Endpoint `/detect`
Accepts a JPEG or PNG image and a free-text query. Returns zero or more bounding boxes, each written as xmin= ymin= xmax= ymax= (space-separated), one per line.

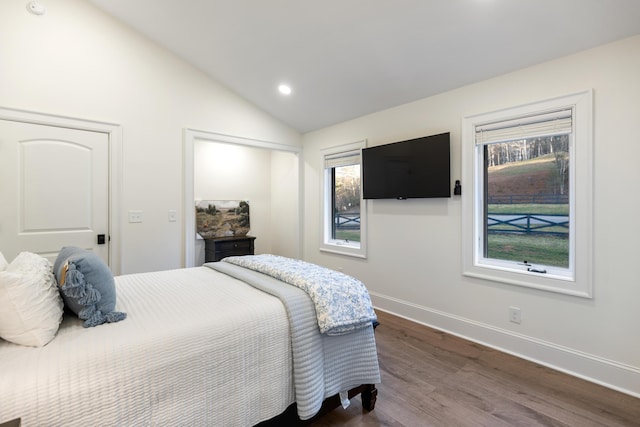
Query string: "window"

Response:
xmin=462 ymin=91 xmax=593 ymax=297
xmin=320 ymin=140 xmax=367 ymax=258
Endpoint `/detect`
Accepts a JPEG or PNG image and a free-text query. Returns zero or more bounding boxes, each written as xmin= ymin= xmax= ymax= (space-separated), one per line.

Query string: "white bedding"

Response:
xmin=0 ymin=267 xmax=295 ymax=426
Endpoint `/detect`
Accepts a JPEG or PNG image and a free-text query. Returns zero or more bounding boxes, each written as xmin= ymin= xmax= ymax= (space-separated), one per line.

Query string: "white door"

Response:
xmin=0 ymin=119 xmax=109 ymax=266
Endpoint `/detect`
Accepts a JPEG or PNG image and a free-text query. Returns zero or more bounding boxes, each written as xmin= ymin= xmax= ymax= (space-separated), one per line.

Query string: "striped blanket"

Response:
xmin=206 ymin=259 xmax=380 ymax=419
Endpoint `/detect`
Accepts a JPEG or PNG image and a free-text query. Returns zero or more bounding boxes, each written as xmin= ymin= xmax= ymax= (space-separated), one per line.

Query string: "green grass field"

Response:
xmin=487 ymin=155 xmax=569 ymax=268
xmin=487 ymin=233 xmax=569 ymax=268
xmin=335 ymin=229 xmax=360 ymax=242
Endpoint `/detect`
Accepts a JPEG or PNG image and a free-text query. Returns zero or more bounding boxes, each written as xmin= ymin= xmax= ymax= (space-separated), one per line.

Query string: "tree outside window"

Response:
xmin=332 ymin=164 xmax=361 ymax=243
xmin=484 ymin=135 xmax=569 ymax=268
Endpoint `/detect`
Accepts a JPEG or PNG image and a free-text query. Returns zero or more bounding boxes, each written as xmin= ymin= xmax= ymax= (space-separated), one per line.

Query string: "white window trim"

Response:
xmin=461 ymin=90 xmax=593 ymax=298
xmin=320 ymin=140 xmax=367 ymax=259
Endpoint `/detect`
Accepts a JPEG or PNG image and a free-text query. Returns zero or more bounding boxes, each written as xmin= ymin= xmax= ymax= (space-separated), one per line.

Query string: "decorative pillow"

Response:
xmin=0 ymin=252 xmax=64 ymax=347
xmin=53 ymin=246 xmax=126 ymax=328
xmin=0 ymin=251 xmax=8 ymax=270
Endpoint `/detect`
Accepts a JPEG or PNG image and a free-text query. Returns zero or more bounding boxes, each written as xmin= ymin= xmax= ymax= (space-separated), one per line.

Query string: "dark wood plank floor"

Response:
xmin=314 ymin=310 xmax=640 ymax=426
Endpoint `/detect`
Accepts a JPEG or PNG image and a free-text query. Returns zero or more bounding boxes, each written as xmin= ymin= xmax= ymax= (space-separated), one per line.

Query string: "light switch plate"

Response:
xmin=128 ymin=210 xmax=143 ymax=223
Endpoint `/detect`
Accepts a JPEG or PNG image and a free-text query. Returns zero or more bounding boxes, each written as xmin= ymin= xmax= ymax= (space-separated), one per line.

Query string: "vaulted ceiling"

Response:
xmin=87 ymin=0 xmax=640 ymax=133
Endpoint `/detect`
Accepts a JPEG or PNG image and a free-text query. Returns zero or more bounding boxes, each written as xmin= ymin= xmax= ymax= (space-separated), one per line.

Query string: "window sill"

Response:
xmin=319 ymin=245 xmax=367 ymax=259
xmin=463 ymin=264 xmax=591 ymax=298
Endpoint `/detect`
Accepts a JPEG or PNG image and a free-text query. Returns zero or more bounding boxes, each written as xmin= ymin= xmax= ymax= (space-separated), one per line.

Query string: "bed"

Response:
xmin=0 ymin=253 xmax=380 ymax=426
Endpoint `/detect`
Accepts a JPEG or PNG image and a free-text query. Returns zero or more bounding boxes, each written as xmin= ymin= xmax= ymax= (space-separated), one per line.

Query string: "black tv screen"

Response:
xmin=362 ymin=132 xmax=450 ymax=199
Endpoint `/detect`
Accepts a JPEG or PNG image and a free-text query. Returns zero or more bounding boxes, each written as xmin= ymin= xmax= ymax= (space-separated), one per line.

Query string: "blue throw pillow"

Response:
xmin=53 ymin=246 xmax=126 ymax=328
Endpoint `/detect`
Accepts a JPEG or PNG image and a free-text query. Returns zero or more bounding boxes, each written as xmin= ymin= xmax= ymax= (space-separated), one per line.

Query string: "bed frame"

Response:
xmin=258 ymin=320 xmax=380 ymax=425
xmin=311 ymin=384 xmax=378 ymax=419
xmin=257 ymin=384 xmax=378 ymax=426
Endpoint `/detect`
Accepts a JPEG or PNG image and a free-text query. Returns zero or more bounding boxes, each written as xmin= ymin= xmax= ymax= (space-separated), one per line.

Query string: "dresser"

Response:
xmin=204 ymin=236 xmax=256 ymax=262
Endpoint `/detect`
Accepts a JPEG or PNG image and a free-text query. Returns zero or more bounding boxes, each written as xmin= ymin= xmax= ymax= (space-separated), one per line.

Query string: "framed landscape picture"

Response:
xmin=195 ymin=200 xmax=250 ymax=239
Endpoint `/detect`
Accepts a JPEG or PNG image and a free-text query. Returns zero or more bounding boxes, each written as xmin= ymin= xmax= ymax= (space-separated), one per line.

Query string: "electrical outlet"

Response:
xmin=509 ymin=306 xmax=522 ymax=324
xmin=128 ymin=210 xmax=143 ymax=223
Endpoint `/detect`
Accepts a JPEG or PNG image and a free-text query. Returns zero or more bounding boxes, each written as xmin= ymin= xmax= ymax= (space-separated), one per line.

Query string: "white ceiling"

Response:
xmin=87 ymin=0 xmax=640 ymax=133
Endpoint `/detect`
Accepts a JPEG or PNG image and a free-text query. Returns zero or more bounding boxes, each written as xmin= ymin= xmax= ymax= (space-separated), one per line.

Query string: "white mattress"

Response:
xmin=0 ymin=267 xmax=295 ymax=426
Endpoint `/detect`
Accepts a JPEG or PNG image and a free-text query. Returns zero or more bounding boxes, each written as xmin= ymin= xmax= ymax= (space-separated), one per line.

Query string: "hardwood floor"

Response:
xmin=314 ymin=310 xmax=640 ymax=426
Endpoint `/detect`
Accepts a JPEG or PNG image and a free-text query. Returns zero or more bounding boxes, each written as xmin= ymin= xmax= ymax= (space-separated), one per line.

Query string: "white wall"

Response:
xmin=0 ymin=0 xmax=301 ymax=274
xmin=193 ymin=141 xmax=299 ymax=264
xmin=270 ymin=150 xmax=302 ymax=257
xmin=302 ymin=36 xmax=640 ymax=396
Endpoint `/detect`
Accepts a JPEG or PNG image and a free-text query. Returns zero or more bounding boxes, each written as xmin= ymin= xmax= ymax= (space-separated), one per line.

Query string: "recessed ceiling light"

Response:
xmin=278 ymin=84 xmax=292 ymax=95
xmin=26 ymin=1 xmax=47 ymax=15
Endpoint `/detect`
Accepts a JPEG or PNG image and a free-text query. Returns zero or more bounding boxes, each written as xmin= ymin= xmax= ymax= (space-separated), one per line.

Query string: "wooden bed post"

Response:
xmin=361 ymin=320 xmax=380 ymax=411
xmin=361 ymin=384 xmax=378 ymax=411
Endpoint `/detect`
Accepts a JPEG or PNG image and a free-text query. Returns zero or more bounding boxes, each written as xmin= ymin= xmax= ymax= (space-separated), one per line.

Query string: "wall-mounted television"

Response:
xmin=362 ymin=132 xmax=450 ymax=199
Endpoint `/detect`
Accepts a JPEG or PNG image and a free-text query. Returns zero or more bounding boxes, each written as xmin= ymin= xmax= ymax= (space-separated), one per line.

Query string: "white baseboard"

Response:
xmin=370 ymin=292 xmax=640 ymax=399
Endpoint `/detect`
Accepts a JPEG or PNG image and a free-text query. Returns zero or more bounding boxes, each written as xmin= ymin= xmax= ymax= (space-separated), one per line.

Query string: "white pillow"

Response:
xmin=0 ymin=252 xmax=64 ymax=347
xmin=0 ymin=251 xmax=8 ymax=271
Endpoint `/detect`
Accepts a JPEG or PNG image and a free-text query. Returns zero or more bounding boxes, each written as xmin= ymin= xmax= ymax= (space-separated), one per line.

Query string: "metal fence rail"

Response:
xmin=335 ymin=213 xmax=360 ymax=230
xmin=333 ymin=211 xmax=568 ymax=237
xmin=487 ymin=213 xmax=568 ymax=236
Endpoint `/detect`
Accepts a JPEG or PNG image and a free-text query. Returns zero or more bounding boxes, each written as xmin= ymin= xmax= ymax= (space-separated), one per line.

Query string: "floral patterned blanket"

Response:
xmin=222 ymin=254 xmax=377 ymax=335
